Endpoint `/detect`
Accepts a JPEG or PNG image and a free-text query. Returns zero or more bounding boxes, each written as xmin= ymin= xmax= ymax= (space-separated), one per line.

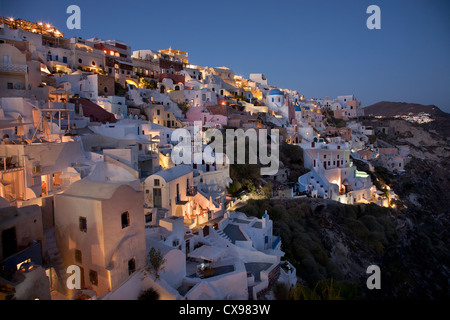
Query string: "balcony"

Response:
xmin=186 ymin=186 xmax=198 ymax=197
xmin=0 ymin=63 xmax=27 ymax=74
xmin=0 ymin=241 xmax=42 ymax=282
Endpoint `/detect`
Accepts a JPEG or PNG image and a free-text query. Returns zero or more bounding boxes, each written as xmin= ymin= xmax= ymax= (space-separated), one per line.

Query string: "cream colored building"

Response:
xmin=0 ymin=43 xmax=28 ymax=91
xmin=0 ymin=142 xmax=82 ymax=204
xmin=143 ymin=165 xmax=194 ymax=221
xmin=53 ymin=179 xmax=146 ymax=298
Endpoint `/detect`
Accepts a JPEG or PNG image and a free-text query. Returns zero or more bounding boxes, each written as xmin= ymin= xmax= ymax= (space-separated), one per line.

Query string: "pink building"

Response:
xmin=185 ymin=106 xmax=227 ymax=128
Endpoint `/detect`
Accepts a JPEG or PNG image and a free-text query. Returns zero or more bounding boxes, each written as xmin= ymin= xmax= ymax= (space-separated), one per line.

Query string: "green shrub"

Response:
xmin=138 ymin=288 xmax=160 ymax=300
xmin=273 ymin=282 xmax=290 ymax=300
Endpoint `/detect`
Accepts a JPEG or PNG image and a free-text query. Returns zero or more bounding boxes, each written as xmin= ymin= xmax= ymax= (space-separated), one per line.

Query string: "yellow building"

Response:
xmin=145 ymin=104 xmax=183 ymax=129
xmin=158 ymin=48 xmax=188 ymax=64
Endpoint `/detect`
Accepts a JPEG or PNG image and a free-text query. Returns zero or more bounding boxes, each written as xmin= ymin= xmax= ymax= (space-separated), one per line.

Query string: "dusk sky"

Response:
xmin=2 ymin=0 xmax=450 ymax=112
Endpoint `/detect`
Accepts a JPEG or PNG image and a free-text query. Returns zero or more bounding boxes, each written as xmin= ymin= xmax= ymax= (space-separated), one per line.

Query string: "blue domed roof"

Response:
xmin=268 ymin=89 xmax=283 ymax=96
xmin=294 ymin=105 xmax=301 ymax=111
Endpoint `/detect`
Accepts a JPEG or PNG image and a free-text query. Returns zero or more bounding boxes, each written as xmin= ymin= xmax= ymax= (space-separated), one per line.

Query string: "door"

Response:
xmin=185 ymin=239 xmax=190 ymax=254
xmin=153 ymin=188 xmax=162 ymax=208
xmin=2 ymin=227 xmax=18 ymax=258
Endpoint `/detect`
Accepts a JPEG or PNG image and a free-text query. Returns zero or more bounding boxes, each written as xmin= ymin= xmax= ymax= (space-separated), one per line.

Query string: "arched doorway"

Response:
xmin=160 ymin=85 xmax=165 ymax=94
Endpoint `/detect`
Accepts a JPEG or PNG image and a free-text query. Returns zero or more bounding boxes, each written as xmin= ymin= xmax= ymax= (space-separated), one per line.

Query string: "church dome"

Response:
xmin=268 ymin=89 xmax=283 ymax=96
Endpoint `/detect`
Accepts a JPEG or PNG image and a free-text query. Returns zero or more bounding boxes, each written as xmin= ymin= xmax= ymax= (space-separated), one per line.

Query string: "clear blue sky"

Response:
xmin=2 ymin=0 xmax=450 ymax=112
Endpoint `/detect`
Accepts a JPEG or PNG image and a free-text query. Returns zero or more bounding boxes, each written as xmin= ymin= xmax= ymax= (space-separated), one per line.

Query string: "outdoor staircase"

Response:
xmin=204 ymin=228 xmax=232 ymax=247
xmin=44 ymin=228 xmax=68 ymax=293
xmin=216 ymin=229 xmax=232 ymax=242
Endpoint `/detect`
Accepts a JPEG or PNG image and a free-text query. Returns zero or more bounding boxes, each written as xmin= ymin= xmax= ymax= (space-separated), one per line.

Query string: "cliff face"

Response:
xmin=363 ymin=101 xmax=450 ymax=137
xmin=240 ymin=119 xmax=449 ymax=299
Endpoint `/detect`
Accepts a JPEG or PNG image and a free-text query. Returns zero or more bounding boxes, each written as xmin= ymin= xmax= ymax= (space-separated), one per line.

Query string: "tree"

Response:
xmin=140 ymin=78 xmax=157 ymax=89
xmin=273 ymin=282 xmax=290 ymax=300
xmin=115 ymin=82 xmax=128 ymax=96
xmin=261 ymin=182 xmax=273 ymax=198
xmin=138 ymin=288 xmax=160 ymax=300
xmin=177 ymin=102 xmax=190 ymax=116
xmin=147 ymin=247 xmax=166 ymax=281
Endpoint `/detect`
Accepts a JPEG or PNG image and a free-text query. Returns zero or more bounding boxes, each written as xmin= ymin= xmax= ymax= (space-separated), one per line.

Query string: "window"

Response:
xmin=92 ymin=61 xmax=96 ymax=66
xmin=145 ymin=213 xmax=152 ymax=223
xmin=128 ymin=258 xmax=136 ymax=275
xmin=145 ymin=189 xmax=149 ymax=194
xmin=75 ymin=249 xmax=82 ymax=263
xmin=52 ymin=172 xmax=62 ymax=186
xmin=7 ymin=82 xmax=13 ymax=90
xmin=78 ymin=58 xmax=82 ymax=63
xmin=157 ymin=109 xmax=160 ymax=115
xmin=121 ymin=211 xmax=130 ymax=228
xmin=79 ymin=217 xmax=87 ymax=232
xmin=89 ymin=270 xmax=98 ymax=286
xmin=63 ymin=56 xmax=67 ymax=63
xmin=154 ymin=179 xmax=160 ymax=186
xmin=173 ymin=239 xmax=179 ymax=247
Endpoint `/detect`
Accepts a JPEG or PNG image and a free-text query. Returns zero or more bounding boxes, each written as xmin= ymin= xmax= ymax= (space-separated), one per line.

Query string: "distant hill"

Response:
xmin=364 ymin=101 xmax=450 ymax=137
xmin=363 ymin=101 xmax=449 ymax=118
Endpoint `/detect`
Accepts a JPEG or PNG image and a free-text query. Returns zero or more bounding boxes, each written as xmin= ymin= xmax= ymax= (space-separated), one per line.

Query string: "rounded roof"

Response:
xmin=268 ymin=89 xmax=283 ymax=96
xmin=62 ymin=179 xmax=130 ymax=200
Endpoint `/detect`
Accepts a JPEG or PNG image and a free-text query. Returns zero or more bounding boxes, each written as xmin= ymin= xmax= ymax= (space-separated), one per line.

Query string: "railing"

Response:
xmin=272 ymin=235 xmax=281 ymax=250
xmin=0 ymin=63 xmax=27 ymax=73
xmin=0 ymin=241 xmax=42 ymax=282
